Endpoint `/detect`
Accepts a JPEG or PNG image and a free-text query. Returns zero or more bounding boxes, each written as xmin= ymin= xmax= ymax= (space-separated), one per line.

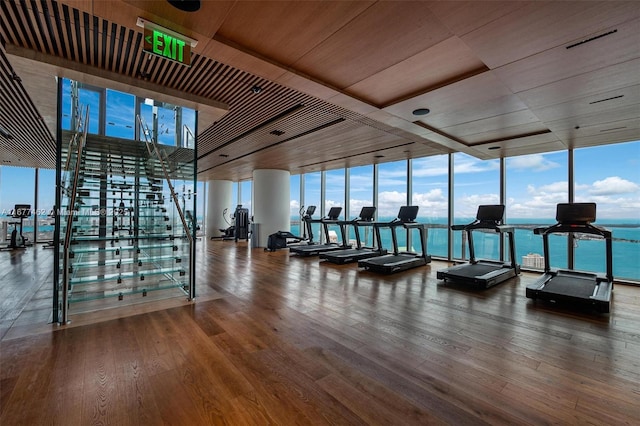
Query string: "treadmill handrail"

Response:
xmin=452 ymin=219 xmax=509 ymax=232
xmin=535 ymin=220 xmax=613 ymax=282
xmin=319 ymin=213 xmax=349 ymax=247
xmin=451 ymin=217 xmax=518 ymax=268
xmin=534 ymin=222 xmax=612 ymax=239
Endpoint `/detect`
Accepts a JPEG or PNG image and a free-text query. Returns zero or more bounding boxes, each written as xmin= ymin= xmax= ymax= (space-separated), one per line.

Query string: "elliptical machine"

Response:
xmin=3 ymin=204 xmax=31 ymax=250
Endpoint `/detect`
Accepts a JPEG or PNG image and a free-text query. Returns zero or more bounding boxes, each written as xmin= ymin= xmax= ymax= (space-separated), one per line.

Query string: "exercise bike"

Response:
xmin=2 ymin=204 xmax=31 ymax=250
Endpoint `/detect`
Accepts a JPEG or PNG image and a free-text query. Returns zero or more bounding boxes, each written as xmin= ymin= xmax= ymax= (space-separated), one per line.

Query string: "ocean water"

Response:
xmin=291 ymin=217 xmax=640 ymax=281
xmin=7 ymin=217 xmax=638 ymax=280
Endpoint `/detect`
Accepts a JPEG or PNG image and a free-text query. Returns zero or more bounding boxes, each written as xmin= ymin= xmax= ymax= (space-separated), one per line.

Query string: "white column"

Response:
xmin=206 ymin=180 xmax=232 ymax=239
xmin=252 ymin=169 xmax=290 ymax=247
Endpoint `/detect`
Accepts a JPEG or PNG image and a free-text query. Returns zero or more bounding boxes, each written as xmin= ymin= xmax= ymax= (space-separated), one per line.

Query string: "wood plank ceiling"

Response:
xmin=0 ymin=0 xmax=638 ymax=181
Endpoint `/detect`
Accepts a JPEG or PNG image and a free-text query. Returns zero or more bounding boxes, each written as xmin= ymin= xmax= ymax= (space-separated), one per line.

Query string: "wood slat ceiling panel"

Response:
xmin=493 ymin=18 xmax=640 ymax=95
xmin=215 ymin=1 xmax=374 ymax=67
xmin=459 ymin=1 xmax=640 ymax=69
xmin=442 ymin=110 xmax=548 ymax=145
xmin=0 ymin=47 xmax=56 ymax=169
xmin=551 ymin=117 xmax=640 ymax=149
xmin=532 ymin=85 xmax=639 ymax=124
xmin=345 ymin=36 xmax=487 ymax=107
xmin=545 ymin=105 xmax=640 ymax=135
xmin=426 ymin=1 xmax=526 ymax=37
xmin=292 ymin=1 xmax=452 ymax=89
xmin=512 ymin=59 xmax=640 ymax=110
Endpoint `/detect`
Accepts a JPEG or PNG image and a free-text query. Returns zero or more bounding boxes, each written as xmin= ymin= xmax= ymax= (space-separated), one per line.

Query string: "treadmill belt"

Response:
xmin=544 ymin=275 xmax=596 ymax=298
xmin=451 ymin=264 xmax=498 ymax=278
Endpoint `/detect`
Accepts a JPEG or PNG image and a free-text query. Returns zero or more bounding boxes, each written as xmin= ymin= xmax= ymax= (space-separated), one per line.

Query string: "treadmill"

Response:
xmin=526 ymin=203 xmax=613 ymax=313
xmin=358 ymin=206 xmax=431 ymax=274
xmin=437 ymin=204 xmax=520 ymax=288
xmin=289 ymin=207 xmax=350 ymax=256
xmin=320 ymin=207 xmax=386 ymax=264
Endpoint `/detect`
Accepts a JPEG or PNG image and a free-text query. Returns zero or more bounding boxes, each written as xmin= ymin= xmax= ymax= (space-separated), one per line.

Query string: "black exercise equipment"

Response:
xmin=213 ymin=205 xmax=250 ymax=242
xmin=233 ymin=205 xmax=250 ymax=242
xmin=437 ymin=204 xmax=520 ymax=288
xmin=358 ymin=206 xmax=430 ymax=274
xmin=526 ymin=203 xmax=613 ymax=313
xmin=265 ymin=206 xmax=316 ymax=252
xmin=320 ymin=207 xmax=385 ymax=264
xmin=2 ymin=204 xmax=31 ymax=250
xmin=289 ymin=207 xmax=350 ymax=256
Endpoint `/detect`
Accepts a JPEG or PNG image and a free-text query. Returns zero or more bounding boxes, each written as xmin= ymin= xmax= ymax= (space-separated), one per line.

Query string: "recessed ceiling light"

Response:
xmin=374 ymin=155 xmax=385 ymax=158
xmin=219 ymin=154 xmax=229 ymax=158
xmin=270 ymin=130 xmax=285 ymax=136
xmin=488 ymin=146 xmax=500 ymax=150
xmin=412 ymin=108 xmax=430 ymax=116
xmin=251 ymin=85 xmax=262 ymax=94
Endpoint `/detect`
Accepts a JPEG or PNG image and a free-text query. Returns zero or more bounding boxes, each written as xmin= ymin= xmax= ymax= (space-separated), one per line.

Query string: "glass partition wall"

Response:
xmin=54 ymin=78 xmax=197 ymax=323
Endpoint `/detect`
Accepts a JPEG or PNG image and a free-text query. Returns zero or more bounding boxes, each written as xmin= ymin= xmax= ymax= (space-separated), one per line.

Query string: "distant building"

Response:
xmin=523 ymin=253 xmax=545 ymax=269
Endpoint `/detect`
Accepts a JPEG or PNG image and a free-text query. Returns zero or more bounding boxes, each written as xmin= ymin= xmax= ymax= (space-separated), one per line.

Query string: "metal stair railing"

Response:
xmin=60 ymin=104 xmax=89 ymax=323
xmin=137 ymin=115 xmax=195 ymax=300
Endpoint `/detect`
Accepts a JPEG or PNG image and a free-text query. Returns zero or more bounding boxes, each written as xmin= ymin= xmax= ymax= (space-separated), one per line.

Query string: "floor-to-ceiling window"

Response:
xmin=325 ymin=169 xmax=345 ymax=243
xmin=574 ymin=142 xmax=640 ymax=281
xmin=412 ymin=154 xmax=449 ymax=257
xmin=304 ymin=172 xmax=322 ymax=242
xmin=325 ymin=168 xmax=345 ymax=218
xmin=0 ymin=166 xmax=36 ymax=243
xmin=349 ymin=165 xmax=374 ymax=247
xmin=505 ymin=151 xmax=568 ymax=270
xmin=37 ymin=168 xmax=57 ymax=243
xmin=105 ymin=90 xmax=135 ymax=139
xmin=378 ymin=160 xmax=408 ymax=250
xmin=240 ymin=180 xmax=252 ymax=216
xmin=453 ymin=153 xmax=500 ymax=260
xmin=290 ymin=174 xmax=301 ymax=235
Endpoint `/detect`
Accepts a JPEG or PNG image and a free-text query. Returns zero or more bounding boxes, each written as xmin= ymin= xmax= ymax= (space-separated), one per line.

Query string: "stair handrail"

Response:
xmin=137 ymin=115 xmax=194 ymax=247
xmin=61 ymin=104 xmax=89 ymax=323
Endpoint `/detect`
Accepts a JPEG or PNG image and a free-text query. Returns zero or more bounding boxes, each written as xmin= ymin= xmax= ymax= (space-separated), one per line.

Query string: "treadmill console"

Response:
xmin=359 ymin=207 xmax=376 ymax=221
xmin=327 ymin=207 xmax=342 ymax=220
xmin=477 ymin=204 xmax=504 ymax=222
xmin=556 ymin=203 xmax=596 ymax=224
xmin=398 ymin=206 xmax=419 ymax=222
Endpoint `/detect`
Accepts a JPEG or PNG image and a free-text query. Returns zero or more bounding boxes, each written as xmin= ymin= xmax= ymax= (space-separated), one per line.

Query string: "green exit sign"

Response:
xmin=140 ymin=19 xmax=195 ymax=66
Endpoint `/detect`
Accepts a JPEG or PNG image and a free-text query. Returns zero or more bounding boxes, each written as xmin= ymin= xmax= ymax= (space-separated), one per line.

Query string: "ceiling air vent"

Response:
xmin=589 ymin=95 xmax=623 ymax=105
xmin=566 ymin=29 xmax=617 ymax=49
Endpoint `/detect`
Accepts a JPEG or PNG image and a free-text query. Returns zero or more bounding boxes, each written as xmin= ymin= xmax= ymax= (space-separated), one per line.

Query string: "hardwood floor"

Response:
xmin=1 ymin=240 xmax=639 ymax=425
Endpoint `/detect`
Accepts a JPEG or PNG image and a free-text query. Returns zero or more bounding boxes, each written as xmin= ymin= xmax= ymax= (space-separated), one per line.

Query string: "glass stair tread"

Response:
xmin=69 ymin=266 xmax=186 ymax=285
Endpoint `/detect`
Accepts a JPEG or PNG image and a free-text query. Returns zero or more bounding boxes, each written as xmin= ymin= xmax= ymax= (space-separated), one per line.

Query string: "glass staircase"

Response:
xmin=56 ymin=107 xmax=196 ymax=322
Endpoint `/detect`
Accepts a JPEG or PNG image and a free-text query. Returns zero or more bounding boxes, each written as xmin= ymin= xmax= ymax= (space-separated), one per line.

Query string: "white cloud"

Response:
xmin=589 ymin=176 xmax=639 ymax=195
xmin=508 ymin=154 xmax=561 ymax=172
xmin=455 ymin=193 xmax=501 ymax=217
xmin=537 ymin=181 xmax=568 ymax=194
xmin=455 ymin=156 xmax=500 ymax=174
xmin=412 ymin=157 xmax=449 ymax=178
xmin=412 ymin=189 xmax=448 ymax=217
xmin=289 ymin=199 xmax=300 ymax=216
